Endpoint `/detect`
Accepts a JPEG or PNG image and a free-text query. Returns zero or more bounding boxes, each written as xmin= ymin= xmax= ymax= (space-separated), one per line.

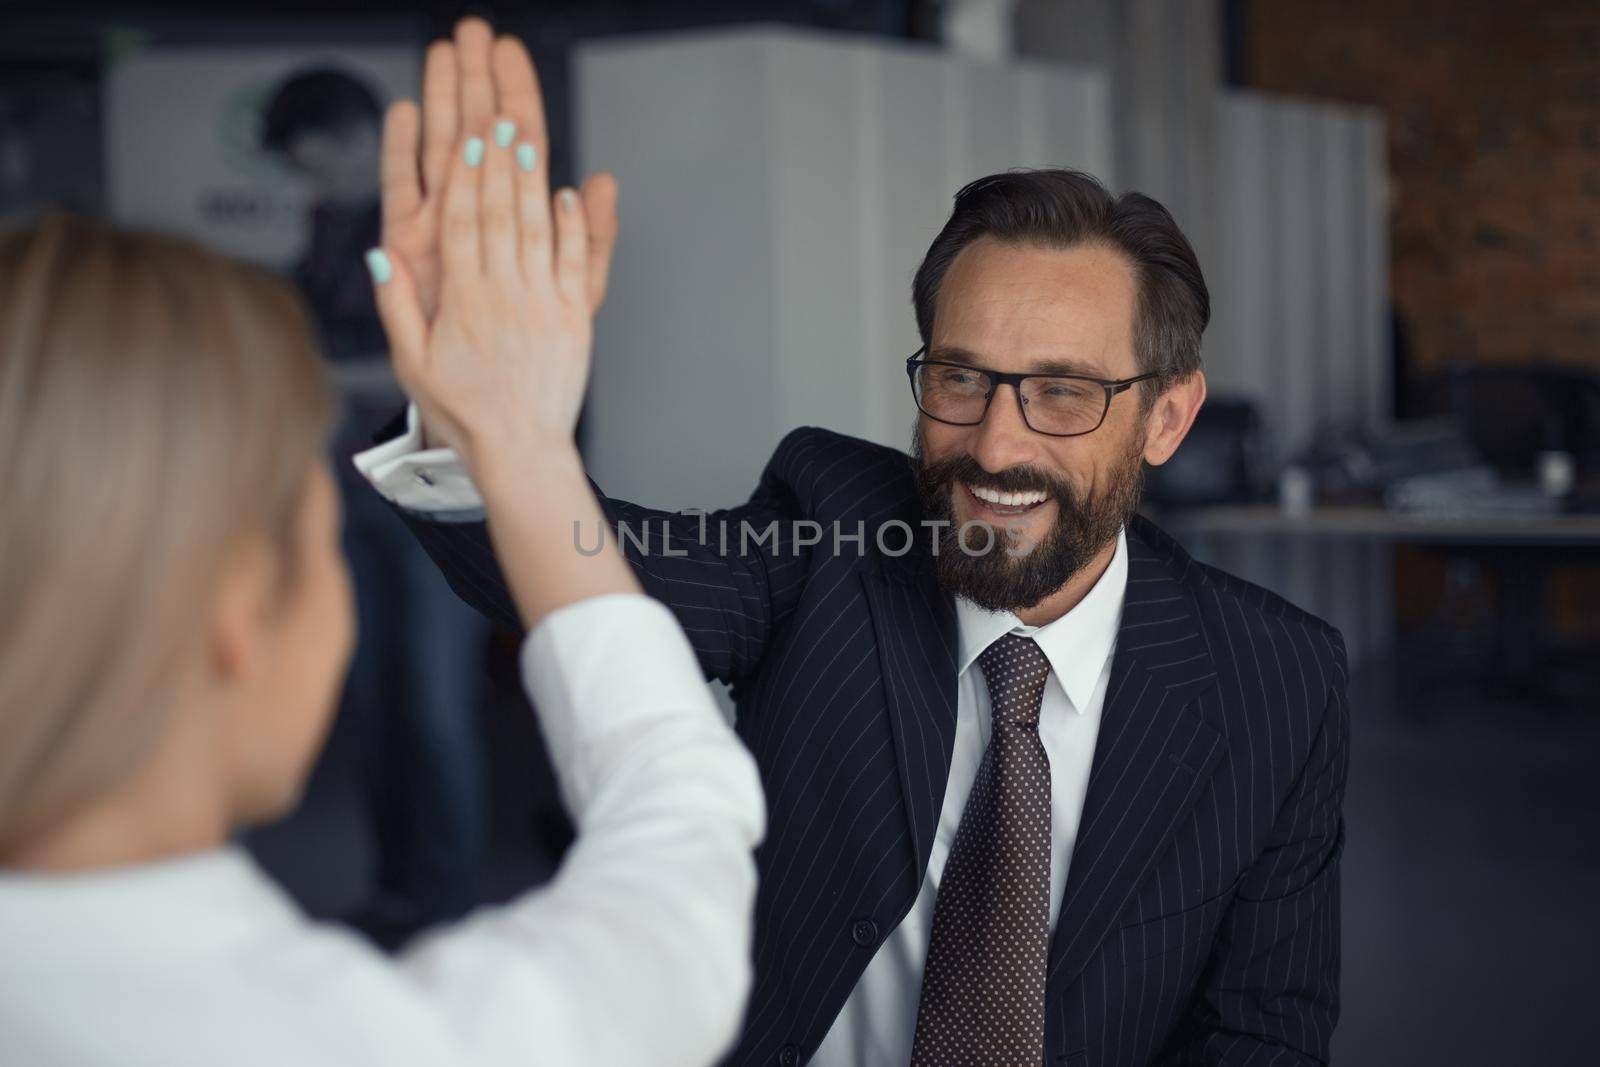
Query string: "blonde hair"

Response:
xmin=0 ymin=214 xmax=333 ymax=854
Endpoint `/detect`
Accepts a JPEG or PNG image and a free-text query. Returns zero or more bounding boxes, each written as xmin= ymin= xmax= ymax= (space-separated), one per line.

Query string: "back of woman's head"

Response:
xmin=0 ymin=214 xmax=333 ymax=854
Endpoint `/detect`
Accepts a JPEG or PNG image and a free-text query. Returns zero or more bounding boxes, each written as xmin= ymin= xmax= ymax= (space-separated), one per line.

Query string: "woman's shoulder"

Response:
xmin=0 ymin=847 xmax=459 ymax=1067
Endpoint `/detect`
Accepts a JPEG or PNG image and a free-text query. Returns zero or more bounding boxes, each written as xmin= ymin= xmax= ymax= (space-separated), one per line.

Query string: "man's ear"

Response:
xmin=210 ymin=539 xmax=274 ymax=684
xmin=1142 ymin=370 xmax=1207 ymax=466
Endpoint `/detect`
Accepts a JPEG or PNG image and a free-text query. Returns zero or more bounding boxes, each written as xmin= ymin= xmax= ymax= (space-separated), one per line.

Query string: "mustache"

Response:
xmin=917 ymin=451 xmax=1073 ymax=501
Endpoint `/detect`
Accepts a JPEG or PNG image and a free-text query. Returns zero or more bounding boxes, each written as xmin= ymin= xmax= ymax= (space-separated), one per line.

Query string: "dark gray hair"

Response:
xmin=912 ymin=169 xmax=1209 ymax=402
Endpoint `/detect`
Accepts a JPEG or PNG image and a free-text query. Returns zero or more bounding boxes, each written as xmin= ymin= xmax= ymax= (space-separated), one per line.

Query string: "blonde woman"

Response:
xmin=0 ymin=103 xmax=763 ymax=1067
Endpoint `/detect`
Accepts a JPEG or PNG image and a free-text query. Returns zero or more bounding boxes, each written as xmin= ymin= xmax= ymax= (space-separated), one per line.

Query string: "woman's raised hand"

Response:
xmin=368 ymin=113 xmax=611 ymax=481
xmin=379 ymin=21 xmax=618 ymax=323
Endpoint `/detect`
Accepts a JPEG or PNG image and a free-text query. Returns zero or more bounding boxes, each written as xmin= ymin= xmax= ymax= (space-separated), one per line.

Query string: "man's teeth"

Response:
xmin=968 ymin=484 xmax=1047 ymax=507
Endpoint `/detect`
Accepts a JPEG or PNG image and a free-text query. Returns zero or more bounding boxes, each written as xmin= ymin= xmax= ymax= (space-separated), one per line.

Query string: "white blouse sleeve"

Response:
xmin=394 ymin=594 xmax=766 ymax=1067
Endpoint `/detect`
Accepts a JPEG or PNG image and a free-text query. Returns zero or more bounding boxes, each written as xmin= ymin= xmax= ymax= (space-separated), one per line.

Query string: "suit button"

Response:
xmin=778 ymin=1044 xmax=800 ymax=1066
xmin=851 ymin=918 xmax=879 ymax=947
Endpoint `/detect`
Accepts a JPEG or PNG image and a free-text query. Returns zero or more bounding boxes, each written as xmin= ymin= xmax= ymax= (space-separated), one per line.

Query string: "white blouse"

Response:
xmin=0 ymin=594 xmax=766 ymax=1067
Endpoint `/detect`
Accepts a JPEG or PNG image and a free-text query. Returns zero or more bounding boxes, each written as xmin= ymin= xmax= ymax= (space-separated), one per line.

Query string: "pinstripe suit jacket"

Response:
xmin=394 ymin=426 xmax=1350 ymax=1067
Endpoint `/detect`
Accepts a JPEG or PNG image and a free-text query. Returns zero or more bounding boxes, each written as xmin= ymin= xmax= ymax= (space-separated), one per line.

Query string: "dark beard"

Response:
xmin=911 ymin=425 xmax=1145 ymax=613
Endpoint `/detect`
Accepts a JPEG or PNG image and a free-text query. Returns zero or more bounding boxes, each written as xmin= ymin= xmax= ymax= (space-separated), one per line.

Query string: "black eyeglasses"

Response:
xmin=906 ymin=348 xmax=1156 ymax=438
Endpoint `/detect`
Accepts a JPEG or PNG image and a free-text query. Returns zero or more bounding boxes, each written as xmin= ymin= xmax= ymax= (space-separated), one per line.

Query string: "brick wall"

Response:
xmin=1245 ymin=1 xmax=1600 ymax=642
xmin=1243 ymin=0 xmax=1600 ymax=382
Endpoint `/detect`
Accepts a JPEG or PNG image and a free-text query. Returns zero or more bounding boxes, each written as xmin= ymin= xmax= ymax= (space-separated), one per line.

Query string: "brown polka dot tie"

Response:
xmin=911 ymin=632 xmax=1053 ymax=1067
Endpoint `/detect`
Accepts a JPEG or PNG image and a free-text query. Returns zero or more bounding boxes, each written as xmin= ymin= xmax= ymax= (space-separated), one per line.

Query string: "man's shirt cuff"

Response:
xmin=351 ymin=403 xmax=486 ymax=515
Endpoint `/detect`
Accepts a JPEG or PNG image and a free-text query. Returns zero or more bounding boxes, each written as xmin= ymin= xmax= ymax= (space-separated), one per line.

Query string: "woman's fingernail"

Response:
xmin=365 ymin=248 xmax=392 ymax=285
xmin=494 ymin=120 xmax=516 ymax=148
xmin=516 ymin=143 xmax=538 ymax=172
xmin=560 ymin=189 xmax=578 ymax=211
xmin=464 ymin=137 xmax=485 ymax=167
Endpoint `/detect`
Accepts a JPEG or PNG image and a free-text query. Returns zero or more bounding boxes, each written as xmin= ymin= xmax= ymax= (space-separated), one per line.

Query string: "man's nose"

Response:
xmin=969 ymin=384 xmax=1037 ymax=473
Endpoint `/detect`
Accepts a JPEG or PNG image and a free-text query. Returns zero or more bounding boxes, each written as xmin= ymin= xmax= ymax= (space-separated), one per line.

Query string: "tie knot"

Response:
xmin=977 ymin=632 xmax=1051 ymax=728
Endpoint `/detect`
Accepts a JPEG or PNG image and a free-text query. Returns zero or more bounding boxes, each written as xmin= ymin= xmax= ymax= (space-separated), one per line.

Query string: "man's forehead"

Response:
xmin=931 ymin=240 xmax=1138 ymax=374
xmin=940 ymin=239 xmax=1135 ymax=310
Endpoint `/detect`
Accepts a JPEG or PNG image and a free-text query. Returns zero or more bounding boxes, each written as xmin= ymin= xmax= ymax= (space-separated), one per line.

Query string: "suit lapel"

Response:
xmin=860 ymin=565 xmax=960 ymax=898
xmin=1046 ymin=522 xmax=1224 ymax=987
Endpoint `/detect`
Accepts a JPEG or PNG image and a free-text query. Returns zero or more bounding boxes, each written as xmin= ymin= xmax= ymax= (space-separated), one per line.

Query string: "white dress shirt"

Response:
xmin=0 ymin=595 xmax=765 ymax=1067
xmin=811 ymin=530 xmax=1127 ymax=1067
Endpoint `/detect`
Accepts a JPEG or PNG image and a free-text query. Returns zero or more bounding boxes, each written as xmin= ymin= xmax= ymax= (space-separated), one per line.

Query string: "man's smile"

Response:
xmin=959 ymin=481 xmax=1053 ymax=522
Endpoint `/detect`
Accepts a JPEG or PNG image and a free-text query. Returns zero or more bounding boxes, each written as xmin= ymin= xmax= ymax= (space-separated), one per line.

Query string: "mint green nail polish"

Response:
xmin=516 ymin=143 xmax=537 ymax=172
xmin=464 ymin=137 xmax=485 ymax=167
xmin=365 ymin=248 xmax=392 ymax=285
xmin=494 ymin=120 xmax=516 ymax=148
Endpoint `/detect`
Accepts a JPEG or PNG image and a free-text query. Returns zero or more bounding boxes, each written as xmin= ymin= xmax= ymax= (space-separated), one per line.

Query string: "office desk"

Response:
xmin=1160 ymin=505 xmax=1600 ymax=685
xmin=1166 ymin=505 xmax=1600 ymax=546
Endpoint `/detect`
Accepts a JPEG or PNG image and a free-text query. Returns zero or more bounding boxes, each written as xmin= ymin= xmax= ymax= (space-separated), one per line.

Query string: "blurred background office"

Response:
xmin=2 ymin=1 xmax=1595 ymax=1063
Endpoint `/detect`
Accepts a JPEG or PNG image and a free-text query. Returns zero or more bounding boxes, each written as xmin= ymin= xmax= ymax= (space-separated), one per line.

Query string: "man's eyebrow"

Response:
xmin=1028 ymin=357 xmax=1111 ymax=377
xmin=927 ymin=345 xmax=1110 ymax=378
xmin=925 ymin=344 xmax=988 ymax=366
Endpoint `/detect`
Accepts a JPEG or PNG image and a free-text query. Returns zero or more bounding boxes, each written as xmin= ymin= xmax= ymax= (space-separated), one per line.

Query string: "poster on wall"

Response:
xmin=105 ymin=42 xmax=419 ymax=367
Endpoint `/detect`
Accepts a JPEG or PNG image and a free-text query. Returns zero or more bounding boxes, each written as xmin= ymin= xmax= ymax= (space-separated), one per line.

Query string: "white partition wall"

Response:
xmin=1196 ymin=91 xmax=1393 ymax=666
xmin=574 ymin=27 xmax=1111 ymax=511
xmin=1205 ymin=91 xmax=1389 ymax=444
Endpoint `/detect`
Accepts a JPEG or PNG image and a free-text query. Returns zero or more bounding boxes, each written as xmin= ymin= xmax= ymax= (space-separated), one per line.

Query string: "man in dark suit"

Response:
xmin=359 ymin=24 xmax=1347 ymax=1066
